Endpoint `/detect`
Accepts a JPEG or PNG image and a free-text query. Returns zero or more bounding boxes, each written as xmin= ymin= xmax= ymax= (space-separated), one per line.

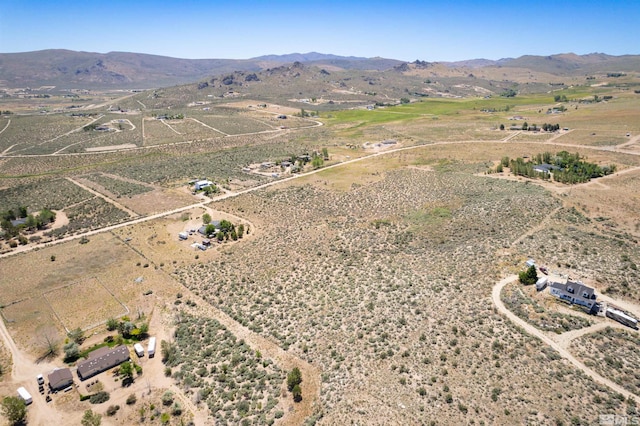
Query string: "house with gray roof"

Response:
xmin=549 ymin=280 xmax=598 ymax=313
xmin=76 ymin=345 xmax=130 ymax=381
xmin=48 ymin=368 xmax=73 ymax=391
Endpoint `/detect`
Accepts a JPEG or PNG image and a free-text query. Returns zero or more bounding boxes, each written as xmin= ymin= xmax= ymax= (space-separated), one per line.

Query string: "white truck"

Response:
xmin=134 ymin=343 xmax=144 ymax=357
xmin=17 ymin=387 xmax=33 ymax=405
xmin=147 ymin=337 xmax=156 ymax=358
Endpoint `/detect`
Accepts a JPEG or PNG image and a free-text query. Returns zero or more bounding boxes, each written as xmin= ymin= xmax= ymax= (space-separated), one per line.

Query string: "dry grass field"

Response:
xmin=0 ymin=233 xmax=178 ymax=353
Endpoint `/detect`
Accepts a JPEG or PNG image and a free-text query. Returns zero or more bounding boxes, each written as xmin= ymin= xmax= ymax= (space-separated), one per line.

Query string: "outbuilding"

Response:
xmin=134 ymin=343 xmax=144 ymax=357
xmin=48 ymin=368 xmax=73 ymax=391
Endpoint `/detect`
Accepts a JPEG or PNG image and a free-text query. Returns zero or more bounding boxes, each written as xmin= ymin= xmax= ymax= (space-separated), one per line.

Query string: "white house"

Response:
xmin=549 ymin=280 xmax=598 ymax=313
xmin=194 ymin=180 xmax=213 ymax=191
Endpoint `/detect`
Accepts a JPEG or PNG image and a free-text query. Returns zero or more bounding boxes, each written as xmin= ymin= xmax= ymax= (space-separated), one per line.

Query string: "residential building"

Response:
xmin=549 ymin=280 xmax=598 ymax=313
xmin=48 ymin=368 xmax=73 ymax=391
xmin=77 ymin=345 xmax=130 ymax=381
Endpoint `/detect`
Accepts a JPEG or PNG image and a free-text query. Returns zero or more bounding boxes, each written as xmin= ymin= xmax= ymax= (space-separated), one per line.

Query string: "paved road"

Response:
xmin=492 ymin=275 xmax=635 ymax=400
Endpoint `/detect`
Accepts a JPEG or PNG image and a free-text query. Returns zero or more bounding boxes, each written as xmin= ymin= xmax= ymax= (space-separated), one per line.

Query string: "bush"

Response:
xmin=106 ymin=405 xmax=120 ymax=416
xmin=162 ymin=391 xmax=174 ymax=406
xmin=89 ymin=391 xmax=110 ymax=404
xmin=126 ymin=393 xmax=137 ymax=405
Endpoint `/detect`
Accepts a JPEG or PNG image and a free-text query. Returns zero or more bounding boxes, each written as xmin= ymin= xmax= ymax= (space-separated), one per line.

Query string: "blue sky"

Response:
xmin=1 ymin=0 xmax=639 ymax=61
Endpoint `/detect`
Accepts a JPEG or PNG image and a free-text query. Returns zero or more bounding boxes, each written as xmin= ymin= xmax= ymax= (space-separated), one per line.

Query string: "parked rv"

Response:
xmin=606 ymin=307 xmax=639 ymax=329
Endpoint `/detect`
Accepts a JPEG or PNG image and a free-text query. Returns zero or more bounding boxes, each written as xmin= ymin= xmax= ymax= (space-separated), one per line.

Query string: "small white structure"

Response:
xmin=36 ymin=374 xmax=44 ymax=385
xmin=17 ymin=387 xmax=32 ymax=405
xmin=134 ymin=343 xmax=144 ymax=357
xmin=535 ymin=277 xmax=548 ymax=291
xmin=194 ymin=180 xmax=213 ymax=191
xmin=178 ymin=232 xmax=188 ymax=240
xmin=525 ymin=259 xmax=536 ymax=268
xmin=147 ymin=337 xmax=156 ymax=358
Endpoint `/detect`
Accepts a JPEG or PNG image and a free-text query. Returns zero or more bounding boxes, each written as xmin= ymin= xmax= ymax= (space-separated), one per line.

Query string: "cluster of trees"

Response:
xmin=552 ymin=151 xmax=616 ymax=184
xmin=0 ymin=110 xmax=12 ymax=115
xmin=542 ymin=123 xmax=561 ymax=131
xmin=202 ymin=215 xmax=244 ymax=242
xmin=501 ymin=88 xmax=517 ymax=98
xmin=1 ymin=207 xmax=56 ymax=241
xmin=553 ymin=94 xmax=568 ymax=102
xmin=495 ymin=151 xmax=616 ymax=184
xmin=106 ymin=316 xmax=149 ymax=340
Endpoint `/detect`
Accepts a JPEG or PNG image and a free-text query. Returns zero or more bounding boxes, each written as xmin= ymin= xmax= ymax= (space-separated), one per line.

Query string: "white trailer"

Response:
xmin=178 ymin=232 xmax=188 ymax=240
xmin=606 ymin=307 xmax=639 ymax=329
xmin=147 ymin=337 xmax=156 ymax=358
xmin=134 ymin=343 xmax=144 ymax=357
xmin=535 ymin=277 xmax=548 ymax=291
xmin=17 ymin=387 xmax=32 ymax=405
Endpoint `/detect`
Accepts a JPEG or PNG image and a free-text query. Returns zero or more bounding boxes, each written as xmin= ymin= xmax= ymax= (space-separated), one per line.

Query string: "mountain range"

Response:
xmin=0 ymin=49 xmax=638 ymax=90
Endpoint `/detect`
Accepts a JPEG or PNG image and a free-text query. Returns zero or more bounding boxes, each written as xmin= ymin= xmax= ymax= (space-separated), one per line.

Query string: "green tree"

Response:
xmin=322 ymin=147 xmax=329 ymax=160
xmin=81 ymin=409 xmax=102 ymax=426
xmin=311 ymin=155 xmax=324 ymax=169
xmin=119 ymin=361 xmax=134 ymax=383
xmin=106 ymin=318 xmax=118 ymax=331
xmin=287 ymin=367 xmax=302 ymax=391
xmin=292 ymin=384 xmax=302 ymax=402
xmin=202 ymin=213 xmax=211 ymax=224
xmin=204 ymin=224 xmax=216 ymax=235
xmin=1 ymin=396 xmax=26 ymax=425
xmin=219 ymin=220 xmax=234 ymax=233
xmin=64 ymin=342 xmax=80 ymax=362
xmin=237 ymin=224 xmax=244 ymax=238
xmin=519 ymin=265 xmax=538 ymax=285
xmin=499 ymin=124 xmax=505 ymax=131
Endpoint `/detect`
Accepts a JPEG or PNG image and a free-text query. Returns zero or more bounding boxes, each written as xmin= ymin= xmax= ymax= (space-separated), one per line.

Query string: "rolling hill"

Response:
xmin=0 ymin=49 xmax=638 ymax=91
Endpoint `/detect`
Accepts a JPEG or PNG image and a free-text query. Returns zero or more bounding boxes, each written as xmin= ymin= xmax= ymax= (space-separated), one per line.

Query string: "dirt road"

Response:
xmin=492 ymin=276 xmax=635 ymax=399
